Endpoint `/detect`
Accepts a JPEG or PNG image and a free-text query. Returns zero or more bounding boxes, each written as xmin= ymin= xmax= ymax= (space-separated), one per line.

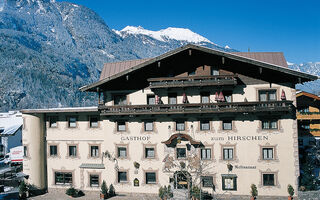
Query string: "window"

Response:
xmin=68 ymin=145 xmax=77 ymax=157
xmin=211 ymin=66 xmax=219 ymax=75
xmin=50 ymin=145 xmax=57 ymax=156
xmin=200 ymin=120 xmax=210 ymax=131
xmin=118 ymin=171 xmax=127 ymax=183
xmin=117 ymin=122 xmax=126 ymax=132
xmin=263 ymin=174 xmax=275 ymax=186
xmin=298 ymin=107 xmax=309 ymax=113
xmin=168 ymin=93 xmax=177 ymax=104
xmin=147 ymin=95 xmax=156 ymax=105
xmin=117 ymin=147 xmax=127 ymax=158
xmin=201 ymin=176 xmax=213 ymax=188
xmin=49 ymin=116 xmax=58 ymax=128
xmin=90 ymin=146 xmax=99 ymax=157
xmin=223 ymin=148 xmax=233 ymax=160
xmin=90 ymin=175 xmax=99 ymax=187
xmin=201 ymin=92 xmax=210 ymax=103
xmin=223 ymin=120 xmax=232 ymax=130
xmin=262 ymin=148 xmax=273 ymax=160
xmin=146 ymin=172 xmax=156 ymax=184
xmin=145 ymin=147 xmax=155 ymax=158
xmin=90 ymin=116 xmax=99 ymax=128
xmin=262 ymin=120 xmax=278 ymax=129
xmin=259 ymin=90 xmax=277 ymax=101
xmin=176 ymin=148 xmax=186 ymax=159
xmin=55 ymin=172 xmax=72 ymax=185
xmin=114 ymin=94 xmax=127 ymax=105
xmin=176 ymin=121 xmax=185 ymax=131
xmin=201 ymin=148 xmax=212 ymax=160
xmin=68 ymin=117 xmax=77 ymax=128
xmin=222 ymin=175 xmax=237 ymax=190
xmin=23 ymin=146 xmax=28 ymax=157
xmin=144 ymin=121 xmax=153 ymax=131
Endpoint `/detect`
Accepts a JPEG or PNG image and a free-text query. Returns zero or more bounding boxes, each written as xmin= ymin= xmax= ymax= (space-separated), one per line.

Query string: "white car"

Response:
xmin=4 ymin=153 xmax=10 ymax=165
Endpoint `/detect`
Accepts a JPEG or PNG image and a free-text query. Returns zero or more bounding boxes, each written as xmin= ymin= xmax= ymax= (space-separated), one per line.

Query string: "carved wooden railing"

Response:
xmin=147 ymin=75 xmax=237 ymax=88
xmin=99 ymin=100 xmax=293 ymax=116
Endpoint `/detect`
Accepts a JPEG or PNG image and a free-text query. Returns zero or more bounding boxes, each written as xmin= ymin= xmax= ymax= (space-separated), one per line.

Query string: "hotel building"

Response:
xmin=21 ymin=44 xmax=318 ymax=197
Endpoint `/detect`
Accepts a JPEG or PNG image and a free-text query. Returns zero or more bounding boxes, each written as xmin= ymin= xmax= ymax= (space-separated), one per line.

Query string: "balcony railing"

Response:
xmin=297 ymin=112 xmax=320 ymax=120
xmin=99 ymin=100 xmax=293 ymax=116
xmin=147 ymin=75 xmax=237 ymax=89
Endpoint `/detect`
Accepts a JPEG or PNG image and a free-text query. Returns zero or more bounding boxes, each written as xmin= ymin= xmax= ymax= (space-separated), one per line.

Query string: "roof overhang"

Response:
xmin=21 ymin=106 xmax=98 ymax=114
xmin=80 ymin=44 xmax=319 ymax=92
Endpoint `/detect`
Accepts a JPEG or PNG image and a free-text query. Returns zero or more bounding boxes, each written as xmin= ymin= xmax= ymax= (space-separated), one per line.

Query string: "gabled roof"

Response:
xmin=297 ymin=91 xmax=320 ymax=101
xmin=231 ymin=52 xmax=288 ymax=68
xmin=80 ymin=44 xmax=318 ymax=92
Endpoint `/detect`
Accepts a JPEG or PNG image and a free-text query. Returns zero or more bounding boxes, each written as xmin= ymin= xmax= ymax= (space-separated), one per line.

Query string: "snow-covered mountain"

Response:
xmin=115 ymin=26 xmax=214 ymax=44
xmin=288 ymin=62 xmax=320 ymax=95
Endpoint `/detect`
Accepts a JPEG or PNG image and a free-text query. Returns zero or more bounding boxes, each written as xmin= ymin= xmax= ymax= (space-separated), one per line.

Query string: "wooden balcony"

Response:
xmin=297 ymin=112 xmax=320 ymax=120
xmin=147 ymin=75 xmax=237 ymax=89
xmin=99 ymin=100 xmax=293 ymax=116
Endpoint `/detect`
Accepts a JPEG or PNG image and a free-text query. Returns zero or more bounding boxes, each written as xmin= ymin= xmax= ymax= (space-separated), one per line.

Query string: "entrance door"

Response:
xmin=174 ymin=171 xmax=191 ymax=189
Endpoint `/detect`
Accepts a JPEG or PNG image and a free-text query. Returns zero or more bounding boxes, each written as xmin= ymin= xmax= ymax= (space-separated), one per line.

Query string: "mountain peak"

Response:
xmin=115 ymin=26 xmax=214 ymax=44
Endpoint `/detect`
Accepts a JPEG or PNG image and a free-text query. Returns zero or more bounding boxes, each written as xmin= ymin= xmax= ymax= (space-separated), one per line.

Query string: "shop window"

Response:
xmin=222 ymin=175 xmax=237 ymax=190
xmin=146 ymin=172 xmax=156 ymax=184
xmin=118 ymin=171 xmax=127 ymax=183
xmin=262 ymin=173 xmax=275 ymax=186
xmin=90 ymin=174 xmax=99 ymax=187
xmin=55 ymin=172 xmax=72 ymax=185
xmin=201 ymin=176 xmax=214 ymax=188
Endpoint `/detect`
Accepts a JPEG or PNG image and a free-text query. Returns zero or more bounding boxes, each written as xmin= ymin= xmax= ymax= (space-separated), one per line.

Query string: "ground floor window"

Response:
xmin=90 ymin=174 xmax=99 ymax=187
xmin=118 ymin=171 xmax=127 ymax=183
xmin=55 ymin=172 xmax=72 ymax=185
xmin=201 ymin=176 xmax=213 ymax=188
xmin=146 ymin=172 xmax=156 ymax=184
xmin=262 ymin=173 xmax=275 ymax=186
xmin=222 ymin=174 xmax=237 ymax=190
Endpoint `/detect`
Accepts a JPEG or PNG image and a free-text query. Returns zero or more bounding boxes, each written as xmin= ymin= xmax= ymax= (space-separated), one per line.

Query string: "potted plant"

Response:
xmin=109 ymin=184 xmax=116 ymax=197
xmin=250 ymin=184 xmax=258 ymax=200
xmin=287 ymin=184 xmax=294 ymax=200
xmin=159 ymin=186 xmax=165 ymax=200
xmin=190 ymin=186 xmax=200 ymax=200
xmin=158 ymin=185 xmax=173 ymax=200
xmin=100 ymin=180 xmax=108 ymax=199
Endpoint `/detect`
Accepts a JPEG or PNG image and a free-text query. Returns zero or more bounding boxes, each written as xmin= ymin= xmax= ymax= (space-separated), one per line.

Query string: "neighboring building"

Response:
xmin=22 ymin=44 xmax=318 ymax=197
xmin=296 ymin=91 xmax=320 ymax=148
xmin=0 ymin=111 xmax=23 ymax=157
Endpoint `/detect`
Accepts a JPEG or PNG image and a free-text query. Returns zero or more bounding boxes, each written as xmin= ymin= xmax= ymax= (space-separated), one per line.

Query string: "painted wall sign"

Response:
xmin=235 ymin=165 xmax=256 ymax=169
xmin=211 ymin=136 xmax=269 ymax=141
xmin=120 ymin=136 xmax=150 ymax=141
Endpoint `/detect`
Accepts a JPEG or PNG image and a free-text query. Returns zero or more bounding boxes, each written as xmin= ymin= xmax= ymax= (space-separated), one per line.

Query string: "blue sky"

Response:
xmin=61 ymin=0 xmax=319 ymax=63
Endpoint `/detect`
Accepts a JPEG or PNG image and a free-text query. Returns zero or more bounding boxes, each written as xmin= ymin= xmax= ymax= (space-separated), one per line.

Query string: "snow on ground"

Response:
xmin=116 ymin=26 xmax=214 ymax=44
